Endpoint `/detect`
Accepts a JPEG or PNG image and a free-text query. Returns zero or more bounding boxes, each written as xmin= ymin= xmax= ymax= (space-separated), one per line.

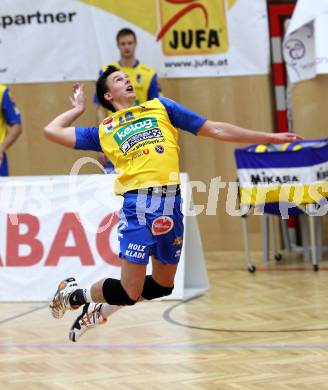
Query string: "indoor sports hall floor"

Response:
xmin=1 ymin=251 xmax=328 ymax=389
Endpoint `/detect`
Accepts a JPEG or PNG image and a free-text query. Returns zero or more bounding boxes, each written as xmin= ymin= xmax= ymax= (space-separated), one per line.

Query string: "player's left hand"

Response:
xmin=270 ymin=132 xmax=304 ymax=144
xmin=69 ymin=83 xmax=86 ymax=111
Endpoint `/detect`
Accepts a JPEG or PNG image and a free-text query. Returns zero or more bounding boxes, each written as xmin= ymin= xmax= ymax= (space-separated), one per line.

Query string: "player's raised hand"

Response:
xmin=69 ymin=83 xmax=86 ymax=111
xmin=270 ymin=132 xmax=304 ymax=144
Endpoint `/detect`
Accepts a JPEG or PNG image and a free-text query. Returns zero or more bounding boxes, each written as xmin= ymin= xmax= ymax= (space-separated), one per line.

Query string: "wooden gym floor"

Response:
xmin=1 ymin=251 xmax=328 ymax=389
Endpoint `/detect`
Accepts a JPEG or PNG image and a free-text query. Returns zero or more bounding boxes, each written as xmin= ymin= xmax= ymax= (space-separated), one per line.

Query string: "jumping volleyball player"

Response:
xmin=44 ymin=66 xmax=302 ymax=341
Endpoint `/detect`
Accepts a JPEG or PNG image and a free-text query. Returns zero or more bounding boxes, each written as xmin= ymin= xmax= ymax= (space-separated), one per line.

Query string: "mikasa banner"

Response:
xmin=0 ymin=0 xmax=269 ymax=82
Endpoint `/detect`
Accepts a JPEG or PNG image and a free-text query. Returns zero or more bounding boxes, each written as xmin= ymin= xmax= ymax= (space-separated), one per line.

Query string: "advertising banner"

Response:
xmin=0 ymin=0 xmax=269 ymax=82
xmin=0 ymin=173 xmax=208 ymax=301
xmin=283 ymin=0 xmax=328 ymax=83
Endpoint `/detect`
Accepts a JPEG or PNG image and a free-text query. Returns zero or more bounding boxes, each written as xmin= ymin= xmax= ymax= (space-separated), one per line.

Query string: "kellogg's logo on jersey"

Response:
xmin=157 ymin=0 xmax=229 ymax=56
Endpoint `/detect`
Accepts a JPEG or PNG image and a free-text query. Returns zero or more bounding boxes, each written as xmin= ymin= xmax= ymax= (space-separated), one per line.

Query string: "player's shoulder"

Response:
xmin=0 ymin=84 xmax=7 ymax=93
xmin=156 ymin=96 xmax=177 ymax=109
xmin=138 ymin=98 xmax=163 ymax=110
xmin=0 ymin=84 xmax=8 ymax=101
xmin=137 ymin=63 xmax=157 ymax=75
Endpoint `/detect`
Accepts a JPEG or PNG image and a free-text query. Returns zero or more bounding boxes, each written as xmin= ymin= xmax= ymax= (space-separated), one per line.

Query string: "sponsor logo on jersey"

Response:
xmin=139 ymin=105 xmax=149 ymax=112
xmin=103 ymin=117 xmax=115 ymax=134
xmin=174 ymin=249 xmax=181 ymax=258
xmin=125 ymin=243 xmax=147 ymax=260
xmin=152 ymin=216 xmax=174 ymax=235
xmin=115 ymin=117 xmax=158 ymax=142
xmin=103 ymin=117 xmax=113 ymax=125
xmin=114 ymin=117 xmax=164 ymax=154
xmin=131 ymin=148 xmax=150 ymax=160
xmin=173 ymin=236 xmax=183 ymax=246
xmin=125 ymin=242 xmax=146 ymax=259
xmin=155 ymin=145 xmax=164 ymax=154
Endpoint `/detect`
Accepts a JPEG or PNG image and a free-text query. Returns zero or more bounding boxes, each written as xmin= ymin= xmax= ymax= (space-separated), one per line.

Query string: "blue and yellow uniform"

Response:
xmin=93 ymin=61 xmax=161 ymax=173
xmin=75 ymin=97 xmax=206 ymax=265
xmin=0 ymin=84 xmax=21 ymax=176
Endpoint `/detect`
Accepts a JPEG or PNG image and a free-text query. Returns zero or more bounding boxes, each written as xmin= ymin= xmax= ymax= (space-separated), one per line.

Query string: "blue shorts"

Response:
xmin=0 ymin=153 xmax=8 ymax=176
xmin=118 ymin=191 xmax=184 ymax=265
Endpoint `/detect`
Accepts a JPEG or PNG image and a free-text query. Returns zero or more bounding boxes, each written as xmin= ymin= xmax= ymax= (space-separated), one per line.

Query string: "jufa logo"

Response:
xmin=157 ymin=0 xmax=229 ymax=56
xmin=114 ymin=117 xmax=158 ymax=144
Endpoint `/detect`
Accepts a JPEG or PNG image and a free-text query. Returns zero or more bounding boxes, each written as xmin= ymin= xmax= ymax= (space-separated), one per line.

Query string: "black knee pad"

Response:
xmin=102 ymin=278 xmax=137 ymax=306
xmin=141 ymin=276 xmax=174 ymax=300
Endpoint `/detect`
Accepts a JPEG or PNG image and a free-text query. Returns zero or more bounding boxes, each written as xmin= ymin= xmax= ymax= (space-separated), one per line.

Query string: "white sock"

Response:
xmin=82 ymin=288 xmax=93 ymax=303
xmin=100 ymin=304 xmax=122 ymax=319
xmin=81 ymin=288 xmax=122 ymax=318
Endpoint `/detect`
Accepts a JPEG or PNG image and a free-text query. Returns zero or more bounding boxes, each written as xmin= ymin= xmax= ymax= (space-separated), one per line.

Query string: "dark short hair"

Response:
xmin=116 ymin=28 xmax=136 ymax=43
xmin=96 ymin=65 xmax=120 ymax=112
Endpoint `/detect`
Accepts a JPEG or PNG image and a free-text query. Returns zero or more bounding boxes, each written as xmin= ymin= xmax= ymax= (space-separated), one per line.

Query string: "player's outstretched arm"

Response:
xmin=197 ymin=120 xmax=303 ymax=144
xmin=44 ymin=83 xmax=86 ymax=148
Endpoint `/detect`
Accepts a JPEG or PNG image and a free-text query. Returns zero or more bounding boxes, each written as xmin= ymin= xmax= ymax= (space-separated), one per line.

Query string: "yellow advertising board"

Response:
xmin=158 ymin=0 xmax=228 ymax=56
xmin=0 ymin=0 xmax=270 ymax=83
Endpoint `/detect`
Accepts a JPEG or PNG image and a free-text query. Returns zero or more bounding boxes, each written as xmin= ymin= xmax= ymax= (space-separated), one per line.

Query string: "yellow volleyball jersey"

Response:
xmin=75 ymin=97 xmax=206 ymax=195
xmin=0 ymin=84 xmax=21 ymax=145
xmin=0 ymin=85 xmax=8 ymax=145
xmin=99 ymin=98 xmax=180 ymax=194
xmin=102 ymin=62 xmax=157 ymax=106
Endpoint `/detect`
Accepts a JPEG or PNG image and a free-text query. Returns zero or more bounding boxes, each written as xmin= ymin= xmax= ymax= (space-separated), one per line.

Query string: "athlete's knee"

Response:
xmin=102 ymin=278 xmax=138 ymax=306
xmin=141 ymin=275 xmax=174 ymax=300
